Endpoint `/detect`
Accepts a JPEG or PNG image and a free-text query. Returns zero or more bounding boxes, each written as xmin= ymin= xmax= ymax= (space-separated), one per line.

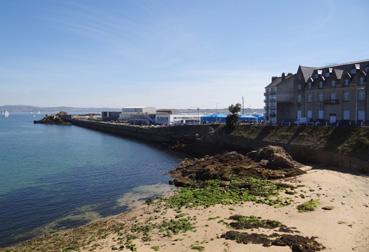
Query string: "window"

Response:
xmin=331 ymin=80 xmax=336 ymax=87
xmin=318 ymin=110 xmax=324 ymax=119
xmin=297 ymin=95 xmax=302 ymax=103
xmin=344 ymin=91 xmax=350 ymax=101
xmin=331 ymin=93 xmax=336 ymax=100
xmin=297 ymin=110 xmax=302 ymax=119
xmin=319 ymin=93 xmax=324 ymax=102
xmin=307 ymin=94 xmax=313 ymax=102
xmin=358 ymin=111 xmax=365 ymax=121
xmin=319 ymin=81 xmax=323 ymax=88
xmin=359 ymin=77 xmax=365 ymax=85
xmin=307 ymin=110 xmax=313 ymax=119
xmin=308 ymin=82 xmax=312 ymax=89
xmin=358 ymin=90 xmax=366 ymax=101
xmin=344 ymin=79 xmax=350 ymax=86
xmin=343 ymin=110 xmax=350 ymax=120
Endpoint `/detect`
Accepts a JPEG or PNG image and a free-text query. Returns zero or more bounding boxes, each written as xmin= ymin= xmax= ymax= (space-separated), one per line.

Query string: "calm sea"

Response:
xmin=0 ymin=113 xmax=182 ymax=247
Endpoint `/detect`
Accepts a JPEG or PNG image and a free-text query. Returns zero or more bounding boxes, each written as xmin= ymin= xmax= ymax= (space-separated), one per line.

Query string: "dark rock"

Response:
xmin=321 ymin=206 xmax=334 ymax=210
xmin=169 ymin=146 xmax=306 ymax=187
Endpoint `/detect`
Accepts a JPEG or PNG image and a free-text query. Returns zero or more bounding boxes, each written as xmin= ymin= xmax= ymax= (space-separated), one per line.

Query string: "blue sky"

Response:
xmin=1 ymin=0 xmax=369 ymax=108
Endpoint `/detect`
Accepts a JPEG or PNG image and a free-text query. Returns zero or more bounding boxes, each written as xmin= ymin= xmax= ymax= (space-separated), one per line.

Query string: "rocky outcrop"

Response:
xmin=169 ymin=146 xmax=306 ymax=187
xmin=34 ymin=112 xmax=72 ymax=125
xmin=247 ymin=145 xmax=303 ymax=170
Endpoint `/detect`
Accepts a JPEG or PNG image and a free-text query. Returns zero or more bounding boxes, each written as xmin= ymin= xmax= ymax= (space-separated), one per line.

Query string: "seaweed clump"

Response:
xmin=222 ymin=231 xmax=325 ymax=252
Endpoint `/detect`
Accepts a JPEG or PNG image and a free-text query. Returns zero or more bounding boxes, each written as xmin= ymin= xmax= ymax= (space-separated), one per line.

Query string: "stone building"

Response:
xmin=265 ymin=60 xmax=369 ymax=125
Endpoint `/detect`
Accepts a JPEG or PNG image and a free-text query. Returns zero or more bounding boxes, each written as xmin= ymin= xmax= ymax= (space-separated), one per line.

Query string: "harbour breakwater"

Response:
xmin=72 ymin=119 xmax=369 ymax=172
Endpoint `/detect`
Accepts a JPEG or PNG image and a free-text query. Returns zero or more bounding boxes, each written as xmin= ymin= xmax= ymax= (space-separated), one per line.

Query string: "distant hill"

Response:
xmin=0 ymin=105 xmax=121 ymax=113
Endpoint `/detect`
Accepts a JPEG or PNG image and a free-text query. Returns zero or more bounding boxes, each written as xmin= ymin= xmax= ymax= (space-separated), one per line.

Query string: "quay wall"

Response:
xmin=72 ymin=119 xmax=369 ymax=172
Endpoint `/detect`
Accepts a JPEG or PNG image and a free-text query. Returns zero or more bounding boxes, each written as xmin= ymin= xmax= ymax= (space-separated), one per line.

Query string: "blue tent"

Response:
xmin=239 ymin=114 xmax=257 ymax=122
xmin=201 ymin=113 xmax=227 ymax=124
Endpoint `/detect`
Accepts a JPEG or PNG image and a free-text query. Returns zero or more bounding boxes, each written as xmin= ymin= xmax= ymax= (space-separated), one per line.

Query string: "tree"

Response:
xmin=226 ymin=103 xmax=241 ymax=130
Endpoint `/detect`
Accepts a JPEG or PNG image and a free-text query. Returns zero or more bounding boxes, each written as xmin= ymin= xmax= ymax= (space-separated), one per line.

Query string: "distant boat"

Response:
xmin=4 ymin=111 xmax=10 ymax=118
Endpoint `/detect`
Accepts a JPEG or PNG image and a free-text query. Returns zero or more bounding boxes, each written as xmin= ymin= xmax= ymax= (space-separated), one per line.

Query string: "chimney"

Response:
xmin=271 ymin=76 xmax=278 ymax=82
xmin=281 ymin=72 xmax=286 ymax=80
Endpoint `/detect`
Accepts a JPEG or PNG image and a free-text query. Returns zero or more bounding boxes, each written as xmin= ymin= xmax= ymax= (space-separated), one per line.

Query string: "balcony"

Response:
xmin=324 ymin=99 xmax=340 ymax=105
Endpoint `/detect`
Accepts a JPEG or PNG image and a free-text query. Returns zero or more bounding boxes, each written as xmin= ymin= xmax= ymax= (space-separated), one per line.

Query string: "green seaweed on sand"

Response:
xmin=297 ymin=199 xmax=320 ymax=212
xmin=190 ymin=244 xmax=205 ymax=251
xmin=164 ymin=178 xmax=290 ymax=209
xmin=158 ymin=217 xmax=194 ymax=237
xmin=150 ymin=245 xmax=160 ymax=251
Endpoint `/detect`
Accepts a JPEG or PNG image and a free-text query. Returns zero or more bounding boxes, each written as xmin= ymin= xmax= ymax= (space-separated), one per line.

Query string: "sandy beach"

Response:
xmin=4 ymin=167 xmax=368 ymax=252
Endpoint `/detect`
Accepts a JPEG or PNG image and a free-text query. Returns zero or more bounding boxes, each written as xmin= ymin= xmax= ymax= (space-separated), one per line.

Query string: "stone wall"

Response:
xmin=72 ymin=120 xmax=369 ymax=172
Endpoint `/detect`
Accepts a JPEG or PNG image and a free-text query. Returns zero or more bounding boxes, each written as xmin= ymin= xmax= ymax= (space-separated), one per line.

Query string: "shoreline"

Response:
xmin=3 ymin=166 xmax=369 ymax=252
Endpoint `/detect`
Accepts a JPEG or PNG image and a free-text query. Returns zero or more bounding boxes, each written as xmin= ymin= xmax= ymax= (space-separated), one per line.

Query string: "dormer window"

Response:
xmin=350 ymin=68 xmax=356 ymax=75
xmin=324 ymin=72 xmax=330 ymax=77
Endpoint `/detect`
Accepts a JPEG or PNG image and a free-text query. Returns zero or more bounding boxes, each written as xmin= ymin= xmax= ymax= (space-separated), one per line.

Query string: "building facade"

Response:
xmin=119 ymin=107 xmax=156 ymax=124
xmin=265 ymin=60 xmax=369 ymax=125
xmin=101 ymin=111 xmax=121 ymax=121
xmin=155 ymin=109 xmax=201 ymax=125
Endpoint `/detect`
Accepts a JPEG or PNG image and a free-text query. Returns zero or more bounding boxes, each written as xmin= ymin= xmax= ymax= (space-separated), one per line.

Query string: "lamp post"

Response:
xmin=197 ymin=107 xmax=200 ymax=125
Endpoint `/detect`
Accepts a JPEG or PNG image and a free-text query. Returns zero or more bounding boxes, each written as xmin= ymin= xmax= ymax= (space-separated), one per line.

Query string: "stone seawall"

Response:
xmin=72 ymin=120 xmax=369 ymax=172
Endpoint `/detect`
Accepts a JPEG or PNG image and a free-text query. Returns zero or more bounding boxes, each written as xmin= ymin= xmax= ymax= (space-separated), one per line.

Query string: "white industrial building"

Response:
xmin=119 ymin=107 xmax=156 ymax=124
xmin=155 ymin=109 xmax=201 ymax=125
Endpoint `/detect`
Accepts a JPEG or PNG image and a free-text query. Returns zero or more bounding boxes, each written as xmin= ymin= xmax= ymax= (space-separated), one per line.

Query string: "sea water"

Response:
xmin=0 ymin=113 xmax=181 ymax=246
